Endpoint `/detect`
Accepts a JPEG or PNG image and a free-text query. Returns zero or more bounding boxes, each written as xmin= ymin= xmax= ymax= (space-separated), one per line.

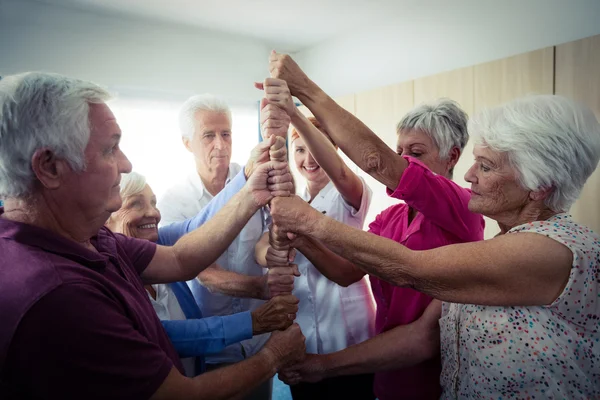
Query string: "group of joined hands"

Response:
xmin=232 ymin=51 xmax=333 ymax=384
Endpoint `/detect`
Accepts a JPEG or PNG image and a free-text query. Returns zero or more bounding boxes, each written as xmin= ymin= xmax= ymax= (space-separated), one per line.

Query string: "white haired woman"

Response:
xmin=271 ymin=94 xmax=600 ymax=398
xmin=106 ymin=170 xmax=300 ymax=378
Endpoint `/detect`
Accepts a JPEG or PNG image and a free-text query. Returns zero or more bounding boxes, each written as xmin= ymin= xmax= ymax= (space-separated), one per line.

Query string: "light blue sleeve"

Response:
xmin=161 ymin=311 xmax=253 ymax=358
xmin=157 ymin=168 xmax=247 ymax=246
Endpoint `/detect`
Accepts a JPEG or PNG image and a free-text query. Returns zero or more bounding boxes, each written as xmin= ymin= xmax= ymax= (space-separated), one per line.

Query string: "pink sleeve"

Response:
xmin=388 ymin=156 xmax=483 ymax=241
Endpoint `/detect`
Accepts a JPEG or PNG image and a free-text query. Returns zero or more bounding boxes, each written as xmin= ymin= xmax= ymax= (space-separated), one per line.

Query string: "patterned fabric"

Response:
xmin=440 ymin=214 xmax=600 ymax=399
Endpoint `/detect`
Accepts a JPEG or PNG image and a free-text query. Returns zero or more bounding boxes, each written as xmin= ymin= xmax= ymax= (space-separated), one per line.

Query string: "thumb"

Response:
xmin=259 ymin=97 xmax=268 ymax=109
xmin=255 ymin=82 xmax=265 ymax=91
xmin=291 ymin=264 xmax=300 ymax=277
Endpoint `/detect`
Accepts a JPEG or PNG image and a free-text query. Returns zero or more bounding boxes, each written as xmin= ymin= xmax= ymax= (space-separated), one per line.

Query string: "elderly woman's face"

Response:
xmin=109 ymin=184 xmax=161 ymax=242
xmin=397 ymin=129 xmax=455 ymax=178
xmin=465 ymin=145 xmax=530 ymax=218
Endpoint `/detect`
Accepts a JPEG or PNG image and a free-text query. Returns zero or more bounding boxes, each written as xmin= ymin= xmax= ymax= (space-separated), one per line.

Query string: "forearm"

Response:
xmin=198 ymin=266 xmax=266 ymax=299
xmin=296 ymin=83 xmax=405 ymax=190
xmin=255 ymin=232 xmax=269 ymax=267
xmin=172 ymin=189 xmax=258 ymax=280
xmin=320 ymin=319 xmax=439 ymax=378
xmin=158 ymin=170 xmax=247 ymax=246
xmin=298 ymin=237 xmax=364 ymax=287
xmin=306 ymin=215 xmax=423 ymax=290
xmin=154 ymin=351 xmax=277 ymax=400
xmin=161 ymin=311 xmax=253 ymax=357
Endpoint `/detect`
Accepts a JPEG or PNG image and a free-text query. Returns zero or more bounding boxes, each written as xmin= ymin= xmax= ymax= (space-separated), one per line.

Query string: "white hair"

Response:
xmin=178 ymin=94 xmax=232 ymax=138
xmin=469 ymin=95 xmax=600 ymax=212
xmin=397 ymin=98 xmax=470 ymax=159
xmin=119 ymin=171 xmax=147 ymax=200
xmin=0 ymin=72 xmax=111 ymax=198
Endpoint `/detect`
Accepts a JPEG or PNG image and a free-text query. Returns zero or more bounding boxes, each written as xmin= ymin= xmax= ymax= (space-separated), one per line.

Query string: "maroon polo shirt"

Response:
xmin=0 ymin=209 xmax=184 ymax=399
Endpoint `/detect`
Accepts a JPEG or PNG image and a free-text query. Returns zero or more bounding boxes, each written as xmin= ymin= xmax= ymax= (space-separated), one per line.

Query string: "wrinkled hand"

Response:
xmin=269 ymin=135 xmax=287 ymax=164
xmin=252 ymin=294 xmax=299 ymax=335
xmin=245 ymin=161 xmax=293 ymax=207
xmin=260 ymin=264 xmax=300 ymax=298
xmin=256 ymin=96 xmax=290 ymax=142
xmin=255 ymin=78 xmax=296 ymax=118
xmin=265 ymin=244 xmax=296 ymax=267
xmin=268 ymin=51 xmax=312 ymax=97
xmin=270 ymin=196 xmax=322 ymax=236
xmin=244 ymin=135 xmax=275 ymax=179
xmin=278 ymin=354 xmax=327 ymax=385
xmin=263 ymin=323 xmax=306 ymax=370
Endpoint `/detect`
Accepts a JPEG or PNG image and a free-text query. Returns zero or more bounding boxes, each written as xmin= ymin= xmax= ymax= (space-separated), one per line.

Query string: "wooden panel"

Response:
xmin=354 ymin=81 xmax=414 ymax=227
xmin=414 ymin=66 xmax=474 ymax=115
xmin=474 ymin=47 xmax=554 ymax=112
xmin=555 ymin=34 xmax=600 ymax=232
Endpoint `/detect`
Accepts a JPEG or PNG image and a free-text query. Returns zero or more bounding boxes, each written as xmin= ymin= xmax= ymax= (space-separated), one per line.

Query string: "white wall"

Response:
xmin=0 ymin=0 xmax=271 ymax=104
xmin=295 ymin=0 xmax=600 ymax=97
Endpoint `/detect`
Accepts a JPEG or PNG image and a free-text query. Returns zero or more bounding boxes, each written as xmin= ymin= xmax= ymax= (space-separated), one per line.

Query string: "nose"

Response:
xmin=147 ymin=205 xmax=161 ymax=222
xmin=305 ymin=152 xmax=316 ymax=166
xmin=119 ymin=151 xmax=133 ymax=174
xmin=213 ymin=134 xmax=225 ymax=150
xmin=464 ymin=162 xmax=477 ymax=184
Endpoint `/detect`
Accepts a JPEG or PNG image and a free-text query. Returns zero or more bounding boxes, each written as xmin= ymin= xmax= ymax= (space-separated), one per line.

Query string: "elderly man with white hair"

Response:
xmin=0 ymin=72 xmax=305 ymax=400
xmin=158 ymin=94 xmax=295 ymax=400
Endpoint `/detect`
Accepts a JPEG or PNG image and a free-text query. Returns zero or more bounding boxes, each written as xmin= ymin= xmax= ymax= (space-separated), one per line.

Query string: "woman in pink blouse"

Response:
xmin=265 ymin=55 xmax=484 ymax=399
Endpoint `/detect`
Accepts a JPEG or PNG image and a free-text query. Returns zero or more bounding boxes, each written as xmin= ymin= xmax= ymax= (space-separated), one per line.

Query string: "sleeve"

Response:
xmin=389 ymin=156 xmax=483 ymax=241
xmin=367 ymin=210 xmax=384 ymax=236
xmin=5 ymin=284 xmax=173 ymax=400
xmin=157 ymin=169 xmax=247 ymax=246
xmin=160 ymin=311 xmax=253 ymax=358
xmin=340 ymin=176 xmax=372 ymax=225
xmin=113 ymin=232 xmax=158 ymax=276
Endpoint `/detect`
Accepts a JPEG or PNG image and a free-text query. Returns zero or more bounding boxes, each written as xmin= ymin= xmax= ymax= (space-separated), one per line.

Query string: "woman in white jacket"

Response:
xmin=255 ymin=79 xmax=376 ymax=400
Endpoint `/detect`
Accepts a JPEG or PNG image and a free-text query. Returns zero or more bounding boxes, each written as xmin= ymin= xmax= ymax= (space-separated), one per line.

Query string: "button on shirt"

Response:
xmin=368 ymin=157 xmax=485 ymax=400
xmin=158 ymin=163 xmax=269 ymax=364
xmin=291 ymin=178 xmax=376 ymax=354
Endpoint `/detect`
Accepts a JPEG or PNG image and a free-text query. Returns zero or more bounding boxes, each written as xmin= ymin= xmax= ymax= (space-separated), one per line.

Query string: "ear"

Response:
xmin=529 ymin=186 xmax=553 ymax=203
xmin=182 ymin=136 xmax=193 ymax=153
xmin=30 ymin=148 xmax=66 ymax=190
xmin=447 ymin=147 xmax=461 ymax=171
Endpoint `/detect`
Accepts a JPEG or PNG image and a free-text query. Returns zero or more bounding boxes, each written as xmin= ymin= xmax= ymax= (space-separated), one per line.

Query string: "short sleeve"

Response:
xmin=340 ymin=176 xmax=372 ymax=225
xmin=5 ymin=283 xmax=173 ymax=400
xmin=388 ymin=156 xmax=483 ymax=241
xmin=114 ymin=233 xmax=157 ymax=275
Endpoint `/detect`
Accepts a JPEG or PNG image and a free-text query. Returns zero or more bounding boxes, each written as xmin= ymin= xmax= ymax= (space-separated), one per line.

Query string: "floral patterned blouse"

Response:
xmin=440 ymin=214 xmax=600 ymax=399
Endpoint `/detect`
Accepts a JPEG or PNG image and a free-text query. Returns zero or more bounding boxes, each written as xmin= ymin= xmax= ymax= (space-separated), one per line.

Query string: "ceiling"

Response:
xmin=32 ymin=0 xmax=427 ymax=52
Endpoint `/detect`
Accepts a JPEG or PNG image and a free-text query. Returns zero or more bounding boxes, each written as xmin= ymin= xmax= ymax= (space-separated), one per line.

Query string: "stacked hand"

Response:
xmin=251 ymin=294 xmax=299 ymax=335
xmin=262 ymin=324 xmax=306 ymax=371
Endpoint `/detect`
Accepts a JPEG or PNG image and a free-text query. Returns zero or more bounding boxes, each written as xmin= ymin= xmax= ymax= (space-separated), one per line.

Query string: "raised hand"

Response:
xmin=256 ymin=78 xmax=296 ymax=118
xmin=270 ymin=195 xmax=322 ymax=236
xmin=251 ymin=294 xmax=299 ymax=334
xmin=244 ymin=161 xmax=293 ymax=207
xmin=268 ymin=51 xmax=312 ymax=98
xmin=257 ymin=96 xmax=290 ymax=142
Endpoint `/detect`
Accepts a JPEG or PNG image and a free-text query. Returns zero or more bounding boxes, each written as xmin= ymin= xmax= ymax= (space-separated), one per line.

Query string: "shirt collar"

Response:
xmin=301 ymin=180 xmax=335 ymax=203
xmin=189 ymin=164 xmax=237 ymax=200
xmin=0 ymin=208 xmax=111 ymax=270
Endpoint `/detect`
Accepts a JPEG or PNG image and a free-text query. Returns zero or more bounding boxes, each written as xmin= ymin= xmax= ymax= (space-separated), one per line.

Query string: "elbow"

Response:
xmin=363 ymin=151 xmax=384 ymax=176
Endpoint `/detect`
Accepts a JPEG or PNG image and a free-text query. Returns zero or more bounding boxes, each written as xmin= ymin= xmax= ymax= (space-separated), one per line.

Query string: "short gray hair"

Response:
xmin=397 ymin=98 xmax=470 ymax=159
xmin=0 ymin=72 xmax=111 ymax=198
xmin=469 ymin=95 xmax=600 ymax=212
xmin=178 ymin=94 xmax=232 ymax=138
xmin=119 ymin=171 xmax=147 ymax=200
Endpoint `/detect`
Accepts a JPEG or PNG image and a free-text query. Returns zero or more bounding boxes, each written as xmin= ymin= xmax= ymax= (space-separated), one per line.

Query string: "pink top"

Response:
xmin=368 ymin=156 xmax=485 ymax=400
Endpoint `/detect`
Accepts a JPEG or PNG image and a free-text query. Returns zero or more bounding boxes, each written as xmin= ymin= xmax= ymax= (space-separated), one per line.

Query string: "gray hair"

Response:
xmin=397 ymin=98 xmax=470 ymax=159
xmin=469 ymin=95 xmax=600 ymax=212
xmin=178 ymin=94 xmax=232 ymax=138
xmin=119 ymin=171 xmax=147 ymax=200
xmin=0 ymin=72 xmax=111 ymax=198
